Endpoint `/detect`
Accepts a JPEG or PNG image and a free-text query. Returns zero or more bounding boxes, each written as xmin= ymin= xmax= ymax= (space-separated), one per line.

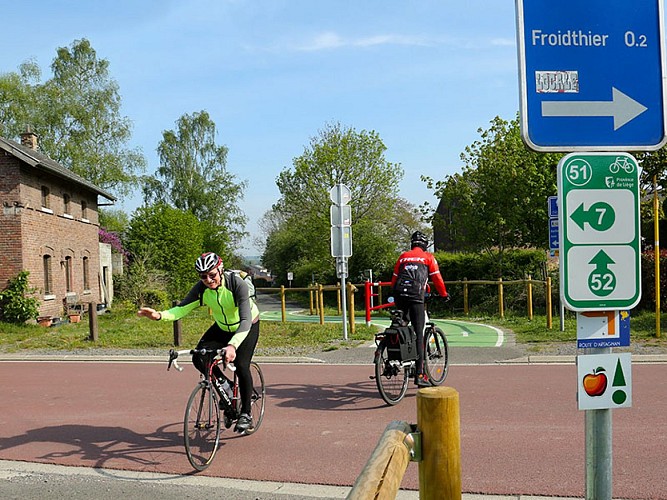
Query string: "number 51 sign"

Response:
xmin=557 ymin=153 xmax=641 ymax=311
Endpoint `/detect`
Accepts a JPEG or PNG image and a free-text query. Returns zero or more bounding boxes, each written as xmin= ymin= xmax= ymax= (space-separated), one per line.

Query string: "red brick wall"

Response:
xmin=1 ymin=154 xmax=103 ymax=320
xmin=0 ymin=152 xmax=24 ymax=283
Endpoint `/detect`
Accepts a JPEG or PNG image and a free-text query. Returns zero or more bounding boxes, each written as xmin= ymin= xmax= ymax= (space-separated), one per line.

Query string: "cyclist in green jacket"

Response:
xmin=138 ymin=252 xmax=259 ymax=433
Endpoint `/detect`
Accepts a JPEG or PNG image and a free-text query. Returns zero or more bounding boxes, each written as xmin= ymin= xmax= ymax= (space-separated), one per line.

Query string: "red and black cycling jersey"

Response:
xmin=390 ymin=247 xmax=447 ymax=302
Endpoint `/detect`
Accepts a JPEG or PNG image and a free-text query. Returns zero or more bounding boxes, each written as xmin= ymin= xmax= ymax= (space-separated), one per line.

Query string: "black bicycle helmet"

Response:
xmin=410 ymin=231 xmax=428 ymax=250
xmin=195 ymin=252 xmax=222 ymax=273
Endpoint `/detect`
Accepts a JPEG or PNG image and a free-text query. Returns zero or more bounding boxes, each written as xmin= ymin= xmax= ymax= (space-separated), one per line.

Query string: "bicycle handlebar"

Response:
xmin=167 ymin=348 xmax=236 ymax=373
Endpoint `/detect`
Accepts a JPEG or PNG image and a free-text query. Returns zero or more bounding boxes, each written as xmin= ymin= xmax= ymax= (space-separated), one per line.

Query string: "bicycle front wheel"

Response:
xmin=424 ymin=326 xmax=449 ymax=385
xmin=184 ymin=381 xmax=221 ymax=471
xmin=374 ymin=342 xmax=409 ymax=405
xmin=244 ymin=362 xmax=266 ymax=435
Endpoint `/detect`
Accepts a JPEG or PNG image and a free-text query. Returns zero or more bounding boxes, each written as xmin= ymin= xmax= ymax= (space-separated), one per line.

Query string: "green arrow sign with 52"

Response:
xmin=557 ymin=152 xmax=642 ymax=311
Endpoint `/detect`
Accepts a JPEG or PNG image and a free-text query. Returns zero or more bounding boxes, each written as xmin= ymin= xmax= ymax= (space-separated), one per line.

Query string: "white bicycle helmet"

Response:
xmin=195 ymin=252 xmax=222 ymax=273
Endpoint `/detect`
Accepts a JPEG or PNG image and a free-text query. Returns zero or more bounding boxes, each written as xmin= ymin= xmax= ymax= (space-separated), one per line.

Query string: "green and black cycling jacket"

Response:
xmin=159 ymin=272 xmax=259 ymax=349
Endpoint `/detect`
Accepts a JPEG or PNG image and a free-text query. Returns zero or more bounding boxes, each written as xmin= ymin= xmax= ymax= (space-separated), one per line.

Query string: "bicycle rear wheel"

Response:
xmin=244 ymin=361 xmax=266 ymax=434
xmin=184 ymin=381 xmax=221 ymax=471
xmin=374 ymin=342 xmax=409 ymax=405
xmin=424 ymin=326 xmax=449 ymax=385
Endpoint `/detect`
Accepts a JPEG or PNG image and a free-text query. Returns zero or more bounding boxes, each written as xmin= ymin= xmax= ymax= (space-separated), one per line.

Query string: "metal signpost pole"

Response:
xmin=516 ymin=1 xmax=661 ymax=497
xmin=330 ymin=183 xmax=352 ymax=341
xmin=585 ymin=347 xmax=612 ymax=500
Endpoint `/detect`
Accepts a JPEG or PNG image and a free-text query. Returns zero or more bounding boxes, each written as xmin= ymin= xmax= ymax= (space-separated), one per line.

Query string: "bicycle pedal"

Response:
xmin=369 ymin=375 xmax=376 ymax=380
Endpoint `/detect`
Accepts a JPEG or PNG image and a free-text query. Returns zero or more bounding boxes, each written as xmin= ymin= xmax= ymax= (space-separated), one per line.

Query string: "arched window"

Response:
xmin=43 ymin=255 xmax=53 ymax=294
xmin=41 ymin=186 xmax=50 ymax=209
xmin=82 ymin=256 xmax=90 ymax=290
xmin=63 ymin=193 xmax=71 ymax=215
xmin=65 ymin=256 xmax=73 ymax=292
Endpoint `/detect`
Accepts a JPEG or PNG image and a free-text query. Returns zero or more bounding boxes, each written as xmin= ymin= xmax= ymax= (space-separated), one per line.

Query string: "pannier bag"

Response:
xmin=385 ymin=325 xmax=417 ymax=361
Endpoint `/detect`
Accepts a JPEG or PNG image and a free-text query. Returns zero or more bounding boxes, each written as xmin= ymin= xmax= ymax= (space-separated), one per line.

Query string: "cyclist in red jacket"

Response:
xmin=390 ymin=231 xmax=449 ymax=387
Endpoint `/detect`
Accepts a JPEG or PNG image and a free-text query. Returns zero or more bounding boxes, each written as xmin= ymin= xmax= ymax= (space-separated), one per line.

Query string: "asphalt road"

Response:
xmin=1 ymin=359 xmax=666 ymax=499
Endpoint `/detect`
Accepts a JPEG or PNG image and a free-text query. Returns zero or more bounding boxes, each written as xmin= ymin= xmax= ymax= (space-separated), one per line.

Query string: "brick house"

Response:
xmin=0 ymin=130 xmax=116 ymax=320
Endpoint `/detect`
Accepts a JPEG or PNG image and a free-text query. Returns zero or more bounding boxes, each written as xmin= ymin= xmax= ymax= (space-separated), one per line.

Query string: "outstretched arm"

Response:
xmin=137 ymin=307 xmax=161 ymax=321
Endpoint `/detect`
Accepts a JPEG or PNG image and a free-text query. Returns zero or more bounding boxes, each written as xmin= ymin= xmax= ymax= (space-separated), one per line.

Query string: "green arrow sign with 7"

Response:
xmin=558 ymin=153 xmax=641 ymax=311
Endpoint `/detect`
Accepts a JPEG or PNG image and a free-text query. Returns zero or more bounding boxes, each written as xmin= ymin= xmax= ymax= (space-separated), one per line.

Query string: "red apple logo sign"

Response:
xmin=583 ymin=367 xmax=607 ymax=397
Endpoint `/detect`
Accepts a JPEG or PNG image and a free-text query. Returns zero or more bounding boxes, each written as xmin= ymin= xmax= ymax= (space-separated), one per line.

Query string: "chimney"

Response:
xmin=20 ymin=126 xmax=38 ymax=150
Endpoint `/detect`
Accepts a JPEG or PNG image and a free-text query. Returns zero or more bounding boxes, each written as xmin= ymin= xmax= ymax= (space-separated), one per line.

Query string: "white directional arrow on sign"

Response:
xmin=542 ymin=87 xmax=648 ymax=130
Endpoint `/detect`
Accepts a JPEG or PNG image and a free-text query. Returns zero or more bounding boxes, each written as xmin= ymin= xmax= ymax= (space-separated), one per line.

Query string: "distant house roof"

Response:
xmin=0 ymin=135 xmax=116 ymax=203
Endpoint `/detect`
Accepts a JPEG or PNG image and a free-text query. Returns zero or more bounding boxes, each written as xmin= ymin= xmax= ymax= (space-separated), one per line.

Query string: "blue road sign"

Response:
xmin=548 ymin=196 xmax=558 ymax=219
xmin=516 ymin=0 xmax=667 ymax=151
xmin=549 ymin=218 xmax=559 ymax=252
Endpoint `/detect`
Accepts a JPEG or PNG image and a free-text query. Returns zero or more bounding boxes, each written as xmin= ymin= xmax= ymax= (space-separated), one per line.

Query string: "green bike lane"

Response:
xmin=259 ymin=309 xmax=504 ymax=347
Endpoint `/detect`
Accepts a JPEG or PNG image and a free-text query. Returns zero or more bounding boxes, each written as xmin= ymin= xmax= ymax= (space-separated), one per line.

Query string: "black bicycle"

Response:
xmin=167 ymin=347 xmax=266 ymax=471
xmin=371 ymin=306 xmax=449 ymax=405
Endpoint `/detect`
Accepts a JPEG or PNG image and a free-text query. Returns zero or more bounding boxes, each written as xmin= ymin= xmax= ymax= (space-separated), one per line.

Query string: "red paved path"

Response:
xmin=0 ymin=361 xmax=665 ymax=499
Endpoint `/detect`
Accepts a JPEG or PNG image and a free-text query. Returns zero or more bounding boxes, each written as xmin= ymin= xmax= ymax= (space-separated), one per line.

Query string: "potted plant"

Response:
xmin=37 ymin=316 xmax=53 ymax=327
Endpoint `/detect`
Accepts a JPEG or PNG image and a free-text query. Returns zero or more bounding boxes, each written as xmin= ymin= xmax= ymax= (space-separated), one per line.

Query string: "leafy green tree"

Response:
xmin=146 ymin=110 xmax=247 ymax=258
xmin=125 ymin=203 xmax=206 ymax=299
xmin=99 ymin=209 xmax=129 ymax=234
xmin=0 ymin=39 xmax=145 ymax=198
xmin=262 ymin=122 xmax=421 ymax=285
xmin=0 ymin=272 xmax=40 ymax=324
xmin=424 ymin=115 xmax=561 ymax=271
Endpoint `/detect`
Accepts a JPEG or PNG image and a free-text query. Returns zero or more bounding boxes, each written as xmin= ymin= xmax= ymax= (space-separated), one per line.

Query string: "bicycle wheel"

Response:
xmin=184 ymin=381 xmax=221 ymax=471
xmin=424 ymin=326 xmax=449 ymax=385
xmin=244 ymin=362 xmax=266 ymax=434
xmin=374 ymin=342 xmax=409 ymax=405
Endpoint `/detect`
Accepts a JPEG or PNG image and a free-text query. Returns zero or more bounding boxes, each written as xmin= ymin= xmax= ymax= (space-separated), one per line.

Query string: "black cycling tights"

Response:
xmin=193 ymin=320 xmax=260 ymax=415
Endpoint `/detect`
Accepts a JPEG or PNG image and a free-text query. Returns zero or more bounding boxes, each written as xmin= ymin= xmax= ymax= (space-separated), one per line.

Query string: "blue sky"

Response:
xmin=1 ymin=1 xmax=519 ymax=255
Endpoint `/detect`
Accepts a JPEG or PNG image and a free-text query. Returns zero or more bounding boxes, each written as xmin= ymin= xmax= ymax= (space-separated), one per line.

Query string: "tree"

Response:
xmin=424 ymin=115 xmax=561 ymax=270
xmin=262 ymin=122 xmax=421 ymax=285
xmin=125 ymin=204 xmax=206 ymax=299
xmin=0 ymin=39 xmax=145 ymax=198
xmin=146 ymin=111 xmax=247 ymax=259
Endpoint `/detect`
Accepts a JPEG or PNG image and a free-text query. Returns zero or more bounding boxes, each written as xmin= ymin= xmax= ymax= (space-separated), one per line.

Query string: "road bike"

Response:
xmin=370 ymin=304 xmax=449 ymax=405
xmin=167 ymin=347 xmax=266 ymax=471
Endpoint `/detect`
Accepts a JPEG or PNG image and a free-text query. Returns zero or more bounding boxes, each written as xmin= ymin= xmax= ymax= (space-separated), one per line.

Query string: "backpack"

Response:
xmin=227 ymin=270 xmax=256 ymax=300
xmin=393 ymin=263 xmax=428 ymax=301
xmin=199 ymin=270 xmax=256 ymax=306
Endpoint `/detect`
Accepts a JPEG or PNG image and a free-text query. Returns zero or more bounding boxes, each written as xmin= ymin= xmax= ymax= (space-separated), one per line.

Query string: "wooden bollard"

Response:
xmin=417 ymin=386 xmax=461 ymax=500
xmin=88 ymin=301 xmax=98 ymax=342
xmin=347 ymin=420 xmax=413 ymax=499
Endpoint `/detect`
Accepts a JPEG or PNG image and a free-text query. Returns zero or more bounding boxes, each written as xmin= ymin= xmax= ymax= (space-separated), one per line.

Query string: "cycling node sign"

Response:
xmin=557 ymin=152 xmax=641 ymax=311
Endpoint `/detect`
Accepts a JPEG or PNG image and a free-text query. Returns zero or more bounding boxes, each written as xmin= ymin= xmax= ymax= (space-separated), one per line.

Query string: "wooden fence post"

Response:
xmin=337 ymin=284 xmax=342 ymax=315
xmin=463 ymin=278 xmax=469 ymax=315
xmin=546 ymin=276 xmax=553 ymax=329
xmin=417 ymin=387 xmax=461 ymax=500
xmin=318 ymin=284 xmax=325 ymax=325
xmin=527 ymin=275 xmax=534 ymax=320
xmin=88 ymin=301 xmax=98 ymax=342
xmin=348 ymin=283 xmax=356 ymax=334
xmin=173 ymin=300 xmax=182 ymax=346
xmin=498 ymin=278 xmax=504 ymax=319
xmin=309 ymin=288 xmax=315 ymax=315
xmin=280 ymin=285 xmax=286 ymax=323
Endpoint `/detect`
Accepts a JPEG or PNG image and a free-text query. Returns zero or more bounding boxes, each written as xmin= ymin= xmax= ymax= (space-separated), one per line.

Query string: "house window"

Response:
xmin=81 ymin=200 xmax=88 ymax=220
xmin=64 ymin=256 xmax=73 ymax=292
xmin=83 ymin=256 xmax=90 ymax=290
xmin=63 ymin=194 xmax=71 ymax=215
xmin=41 ymin=186 xmax=50 ymax=209
xmin=43 ymin=255 xmax=53 ymax=295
